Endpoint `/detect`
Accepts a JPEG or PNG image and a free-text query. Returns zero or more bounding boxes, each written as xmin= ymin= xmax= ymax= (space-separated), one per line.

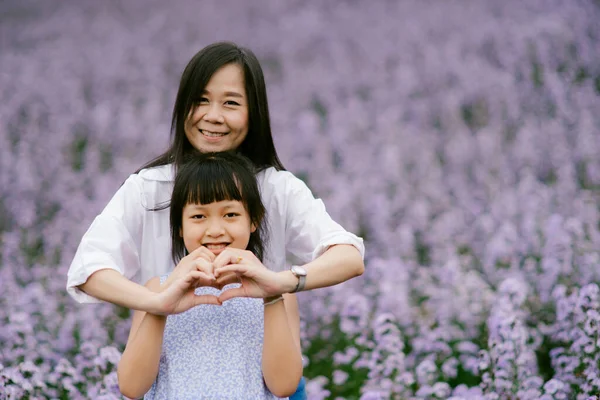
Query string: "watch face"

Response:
xmin=291 ymin=265 xmax=307 ymax=277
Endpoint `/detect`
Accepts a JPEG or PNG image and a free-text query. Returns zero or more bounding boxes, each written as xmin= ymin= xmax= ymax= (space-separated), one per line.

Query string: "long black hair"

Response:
xmin=138 ymin=41 xmax=285 ymax=174
xmin=169 ymin=151 xmax=267 ymax=264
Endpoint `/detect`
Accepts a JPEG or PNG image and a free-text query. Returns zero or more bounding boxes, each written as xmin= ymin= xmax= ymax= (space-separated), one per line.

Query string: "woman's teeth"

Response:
xmin=201 ymin=130 xmax=227 ymax=137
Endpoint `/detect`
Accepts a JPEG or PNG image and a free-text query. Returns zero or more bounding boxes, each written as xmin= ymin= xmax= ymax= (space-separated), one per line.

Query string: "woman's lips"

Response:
xmin=200 ymin=129 xmax=229 ymax=141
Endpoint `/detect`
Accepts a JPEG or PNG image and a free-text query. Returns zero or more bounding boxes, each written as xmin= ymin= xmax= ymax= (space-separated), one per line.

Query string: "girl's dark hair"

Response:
xmin=170 ymin=151 xmax=267 ymax=264
xmin=138 ymin=41 xmax=285 ymax=174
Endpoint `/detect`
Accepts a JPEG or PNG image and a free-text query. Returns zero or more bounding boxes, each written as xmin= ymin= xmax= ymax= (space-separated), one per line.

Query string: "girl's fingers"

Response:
xmin=213 ymin=249 xmax=246 ymax=269
xmin=196 ymin=246 xmax=216 ymax=262
xmin=188 ymin=245 xmax=216 ymax=262
xmin=214 ymin=272 xmax=240 ymax=289
xmin=194 ymin=259 xmax=216 ymax=280
xmin=214 ymin=263 xmax=248 ymax=278
xmin=193 ymin=294 xmax=221 ymax=306
xmin=183 ymin=270 xmax=216 ymax=287
xmin=218 ymin=287 xmax=247 ymax=303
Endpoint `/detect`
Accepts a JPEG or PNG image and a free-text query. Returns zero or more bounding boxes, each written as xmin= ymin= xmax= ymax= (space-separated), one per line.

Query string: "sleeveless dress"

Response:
xmin=144 ymin=279 xmax=285 ymax=399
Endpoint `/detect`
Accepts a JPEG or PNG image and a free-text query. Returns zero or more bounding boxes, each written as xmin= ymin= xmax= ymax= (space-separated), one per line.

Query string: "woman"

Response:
xmin=66 ymin=42 xmax=364 ymax=398
xmin=67 ymin=41 xmax=364 ymax=311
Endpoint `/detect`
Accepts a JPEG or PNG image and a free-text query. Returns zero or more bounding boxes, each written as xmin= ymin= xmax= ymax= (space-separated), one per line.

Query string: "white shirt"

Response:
xmin=67 ymin=164 xmax=365 ymax=303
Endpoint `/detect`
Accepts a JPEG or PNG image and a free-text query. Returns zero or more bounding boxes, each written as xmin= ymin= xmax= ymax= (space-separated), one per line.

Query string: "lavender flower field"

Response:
xmin=2 ymin=0 xmax=600 ymax=398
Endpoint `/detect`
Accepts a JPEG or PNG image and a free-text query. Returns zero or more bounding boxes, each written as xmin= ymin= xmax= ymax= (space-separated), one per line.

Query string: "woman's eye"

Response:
xmin=225 ymin=213 xmax=239 ymax=218
xmin=191 ymin=214 xmax=205 ymax=219
xmin=225 ymin=100 xmax=240 ymax=106
xmin=197 ymin=97 xmax=209 ymax=104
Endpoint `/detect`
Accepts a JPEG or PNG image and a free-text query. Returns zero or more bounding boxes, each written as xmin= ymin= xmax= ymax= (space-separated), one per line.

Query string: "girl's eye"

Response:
xmin=225 ymin=100 xmax=240 ymax=106
xmin=197 ymin=97 xmax=209 ymax=104
xmin=224 ymin=213 xmax=240 ymax=218
xmin=191 ymin=214 xmax=205 ymax=219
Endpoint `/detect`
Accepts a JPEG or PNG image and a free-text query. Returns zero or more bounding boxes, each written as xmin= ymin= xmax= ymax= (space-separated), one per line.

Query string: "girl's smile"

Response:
xmin=202 ymin=242 xmax=231 ymax=255
xmin=181 ymin=200 xmax=256 ymax=256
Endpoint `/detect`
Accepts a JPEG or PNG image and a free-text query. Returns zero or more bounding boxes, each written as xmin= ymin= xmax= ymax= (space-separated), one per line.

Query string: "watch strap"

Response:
xmin=290 ymin=266 xmax=307 ymax=293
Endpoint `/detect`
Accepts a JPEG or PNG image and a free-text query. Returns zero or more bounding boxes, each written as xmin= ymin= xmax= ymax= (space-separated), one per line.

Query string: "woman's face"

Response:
xmin=184 ymin=63 xmax=249 ymax=153
xmin=181 ymin=199 xmax=255 ymax=256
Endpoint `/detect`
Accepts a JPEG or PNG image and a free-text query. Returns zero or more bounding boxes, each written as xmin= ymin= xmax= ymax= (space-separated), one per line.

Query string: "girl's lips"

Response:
xmin=203 ymin=243 xmax=229 ymax=255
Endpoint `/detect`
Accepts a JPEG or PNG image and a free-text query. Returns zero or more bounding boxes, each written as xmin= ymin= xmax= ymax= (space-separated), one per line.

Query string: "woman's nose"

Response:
xmin=203 ymin=104 xmax=224 ymax=123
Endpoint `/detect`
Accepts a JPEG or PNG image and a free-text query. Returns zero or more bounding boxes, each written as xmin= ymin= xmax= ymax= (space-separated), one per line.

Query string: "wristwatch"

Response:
xmin=290 ymin=265 xmax=307 ymax=293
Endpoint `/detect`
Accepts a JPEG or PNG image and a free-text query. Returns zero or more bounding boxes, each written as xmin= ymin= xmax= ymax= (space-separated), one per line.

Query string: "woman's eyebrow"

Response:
xmin=202 ymin=89 xmax=244 ymax=98
xmin=224 ymin=91 xmax=244 ymax=98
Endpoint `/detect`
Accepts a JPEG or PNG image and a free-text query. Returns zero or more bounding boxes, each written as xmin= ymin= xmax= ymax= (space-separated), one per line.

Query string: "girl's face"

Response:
xmin=184 ymin=63 xmax=249 ymax=153
xmin=181 ymin=199 xmax=255 ymax=256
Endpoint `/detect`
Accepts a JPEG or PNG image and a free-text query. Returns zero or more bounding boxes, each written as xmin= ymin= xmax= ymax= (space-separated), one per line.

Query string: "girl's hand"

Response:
xmin=163 ymin=246 xmax=216 ymax=289
xmin=155 ymin=270 xmax=221 ymax=315
xmin=213 ymin=249 xmax=282 ymax=303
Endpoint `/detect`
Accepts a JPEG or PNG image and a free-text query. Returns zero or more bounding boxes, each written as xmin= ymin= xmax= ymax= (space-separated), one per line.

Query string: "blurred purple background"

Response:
xmin=1 ymin=1 xmax=600 ymax=398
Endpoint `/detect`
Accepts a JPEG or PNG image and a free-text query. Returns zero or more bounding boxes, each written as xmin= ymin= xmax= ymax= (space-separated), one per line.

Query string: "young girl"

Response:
xmin=117 ymin=151 xmax=303 ymax=399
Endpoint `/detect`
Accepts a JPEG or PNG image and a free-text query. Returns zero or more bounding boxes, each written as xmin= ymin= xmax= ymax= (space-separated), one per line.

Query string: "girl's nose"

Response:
xmin=205 ymin=219 xmax=225 ymax=237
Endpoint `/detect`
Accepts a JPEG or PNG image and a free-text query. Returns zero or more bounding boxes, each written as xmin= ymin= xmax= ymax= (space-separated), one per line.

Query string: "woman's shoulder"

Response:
xmin=259 ymin=167 xmax=306 ymax=189
xmin=136 ymin=164 xmax=175 ymax=182
xmin=118 ymin=164 xmax=174 ymax=208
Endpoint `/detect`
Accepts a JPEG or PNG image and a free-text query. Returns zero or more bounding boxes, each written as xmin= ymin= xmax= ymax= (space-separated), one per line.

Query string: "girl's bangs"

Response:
xmin=184 ymin=163 xmax=243 ymax=205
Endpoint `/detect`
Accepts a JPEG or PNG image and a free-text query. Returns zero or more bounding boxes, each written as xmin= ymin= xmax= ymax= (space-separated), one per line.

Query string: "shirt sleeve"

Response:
xmin=282 ymin=172 xmax=365 ymax=263
xmin=66 ymin=175 xmax=144 ymax=303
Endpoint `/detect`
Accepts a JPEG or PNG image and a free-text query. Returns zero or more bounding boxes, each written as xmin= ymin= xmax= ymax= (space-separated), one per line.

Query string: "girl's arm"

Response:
xmin=262 ymin=294 xmax=303 ymax=398
xmin=117 ymin=277 xmax=166 ymax=399
xmin=118 ymin=269 xmax=220 ymax=398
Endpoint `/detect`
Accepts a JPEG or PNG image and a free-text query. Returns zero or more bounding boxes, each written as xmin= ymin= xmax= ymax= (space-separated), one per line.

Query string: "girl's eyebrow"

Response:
xmin=187 ymin=202 xmax=242 ymax=210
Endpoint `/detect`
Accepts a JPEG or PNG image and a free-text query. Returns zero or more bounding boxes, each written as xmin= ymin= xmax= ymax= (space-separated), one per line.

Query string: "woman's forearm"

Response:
xmin=277 ymin=244 xmax=365 ymax=293
xmin=262 ymin=300 xmax=303 ymax=397
xmin=78 ymin=269 xmax=163 ymax=313
xmin=117 ymin=312 xmax=166 ymax=398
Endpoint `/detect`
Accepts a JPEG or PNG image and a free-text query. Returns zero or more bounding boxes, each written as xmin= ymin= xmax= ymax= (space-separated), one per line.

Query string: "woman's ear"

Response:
xmin=179 ymin=227 xmax=183 ymax=237
xmin=250 ymin=223 xmax=257 ymax=233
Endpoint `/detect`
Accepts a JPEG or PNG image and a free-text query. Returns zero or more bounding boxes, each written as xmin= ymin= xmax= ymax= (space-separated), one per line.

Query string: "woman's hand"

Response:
xmin=154 ymin=270 xmax=221 ymax=315
xmin=213 ymin=249 xmax=283 ymax=303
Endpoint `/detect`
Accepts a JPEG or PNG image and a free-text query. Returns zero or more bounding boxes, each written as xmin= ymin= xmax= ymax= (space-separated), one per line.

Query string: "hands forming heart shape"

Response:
xmin=155 ymin=246 xmax=284 ymax=315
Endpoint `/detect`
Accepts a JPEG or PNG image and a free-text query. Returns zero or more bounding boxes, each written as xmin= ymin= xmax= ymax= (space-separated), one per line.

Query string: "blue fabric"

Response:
xmin=289 ymin=377 xmax=307 ymax=400
xmin=144 ymin=280 xmax=282 ymax=399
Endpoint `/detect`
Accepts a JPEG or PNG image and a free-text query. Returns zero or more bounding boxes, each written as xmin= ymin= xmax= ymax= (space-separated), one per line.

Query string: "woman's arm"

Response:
xmin=79 ymin=246 xmax=219 ymax=314
xmin=79 ymin=270 xmax=163 ymax=313
xmin=214 ymin=245 xmax=364 ymax=302
xmin=117 ymin=277 xmax=166 ymax=399
xmin=276 ymin=244 xmax=364 ymax=293
xmin=273 ymin=170 xmax=365 ymax=292
xmin=66 ymin=175 xmax=147 ymax=305
xmin=262 ymin=294 xmax=303 ymax=397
